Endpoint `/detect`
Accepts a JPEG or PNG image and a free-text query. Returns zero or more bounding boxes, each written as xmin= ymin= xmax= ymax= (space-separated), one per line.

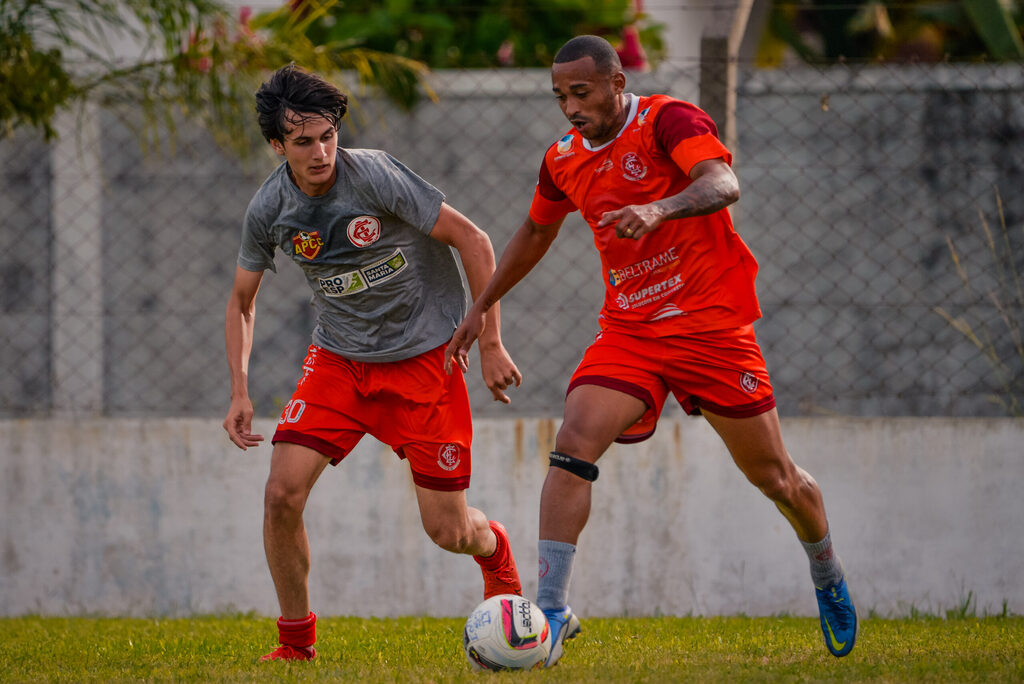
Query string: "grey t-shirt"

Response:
xmin=238 ymin=148 xmax=465 ymax=363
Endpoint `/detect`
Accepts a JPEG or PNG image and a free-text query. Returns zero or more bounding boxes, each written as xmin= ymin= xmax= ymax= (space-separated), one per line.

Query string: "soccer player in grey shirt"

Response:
xmin=223 ymin=64 xmax=523 ymax=661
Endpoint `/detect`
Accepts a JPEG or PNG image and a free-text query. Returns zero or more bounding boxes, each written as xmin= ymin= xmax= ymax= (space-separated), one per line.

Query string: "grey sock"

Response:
xmin=536 ymin=539 xmax=575 ymax=611
xmin=801 ymin=529 xmax=845 ymax=589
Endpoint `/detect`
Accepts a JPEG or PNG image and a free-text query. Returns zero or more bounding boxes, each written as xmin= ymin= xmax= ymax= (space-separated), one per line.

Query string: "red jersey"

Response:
xmin=529 ymin=94 xmax=761 ymax=335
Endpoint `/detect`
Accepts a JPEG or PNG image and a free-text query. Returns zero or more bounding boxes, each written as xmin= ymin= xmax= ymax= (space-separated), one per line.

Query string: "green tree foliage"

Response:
xmin=281 ymin=0 xmax=664 ymax=69
xmin=0 ymin=0 xmax=429 ymax=149
xmin=758 ymin=0 xmax=1024 ymax=65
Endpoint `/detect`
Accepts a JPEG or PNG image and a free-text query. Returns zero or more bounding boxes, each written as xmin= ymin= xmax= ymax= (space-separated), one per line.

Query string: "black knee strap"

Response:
xmin=549 ymin=451 xmax=599 ymax=482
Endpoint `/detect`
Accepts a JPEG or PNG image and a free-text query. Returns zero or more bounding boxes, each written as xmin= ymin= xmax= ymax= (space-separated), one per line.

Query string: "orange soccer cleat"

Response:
xmin=260 ymin=644 xmax=316 ymax=661
xmin=475 ymin=520 xmax=523 ymax=599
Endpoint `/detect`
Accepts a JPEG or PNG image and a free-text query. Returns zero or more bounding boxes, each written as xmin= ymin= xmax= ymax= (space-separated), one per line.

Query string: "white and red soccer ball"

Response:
xmin=463 ymin=594 xmax=551 ymax=671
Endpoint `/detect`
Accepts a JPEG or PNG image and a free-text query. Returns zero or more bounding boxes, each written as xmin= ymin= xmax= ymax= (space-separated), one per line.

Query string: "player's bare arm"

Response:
xmin=445 ymin=215 xmax=563 ymax=377
xmin=430 ymin=203 xmax=522 ymax=403
xmin=223 ymin=266 xmax=266 ymax=449
xmin=597 ymin=158 xmax=740 ymax=240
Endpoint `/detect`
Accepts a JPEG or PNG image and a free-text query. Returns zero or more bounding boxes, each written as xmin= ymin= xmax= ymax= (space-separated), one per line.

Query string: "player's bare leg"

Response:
xmin=540 ymin=384 xmax=645 ymax=542
xmin=701 ymin=407 xmax=826 ymax=541
xmin=702 ymin=407 xmax=857 ymax=656
xmin=261 ymin=442 xmax=329 ymax=661
xmin=538 ymin=384 xmax=646 ymax=666
xmin=415 ymin=487 xmax=522 ymax=598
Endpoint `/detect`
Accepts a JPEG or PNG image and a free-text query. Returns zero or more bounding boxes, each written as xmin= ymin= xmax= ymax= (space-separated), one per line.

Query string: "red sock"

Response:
xmin=277 ymin=612 xmax=316 ymax=650
xmin=475 ymin=524 xmax=507 ymax=571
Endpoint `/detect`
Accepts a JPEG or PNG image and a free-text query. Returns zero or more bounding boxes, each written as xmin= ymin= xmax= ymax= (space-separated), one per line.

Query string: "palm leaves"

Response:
xmin=0 ymin=0 xmax=431 ymax=152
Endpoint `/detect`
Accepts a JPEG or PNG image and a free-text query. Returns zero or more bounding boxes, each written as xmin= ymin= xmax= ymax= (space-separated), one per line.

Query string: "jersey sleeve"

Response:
xmin=528 ymin=156 xmax=577 ymax=225
xmin=237 ymin=198 xmax=277 ymax=273
xmin=364 ymin=152 xmax=445 ymax=234
xmin=654 ymin=102 xmax=733 ymax=175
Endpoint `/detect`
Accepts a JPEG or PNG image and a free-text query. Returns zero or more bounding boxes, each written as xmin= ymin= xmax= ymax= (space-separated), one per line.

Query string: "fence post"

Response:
xmin=699 ymin=1 xmax=755 ymax=155
xmin=51 ymin=104 xmax=104 ymax=415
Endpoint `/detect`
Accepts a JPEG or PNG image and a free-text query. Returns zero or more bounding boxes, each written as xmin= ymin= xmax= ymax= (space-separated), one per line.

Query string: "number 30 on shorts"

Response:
xmin=278 ymin=399 xmax=306 ymax=425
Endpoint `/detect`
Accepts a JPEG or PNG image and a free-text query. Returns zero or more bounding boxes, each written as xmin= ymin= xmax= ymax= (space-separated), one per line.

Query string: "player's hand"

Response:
xmin=597 ymin=202 xmax=666 ymax=240
xmin=445 ymin=310 xmax=486 ymax=375
xmin=479 ymin=342 xmax=522 ymax=404
xmin=223 ymin=396 xmax=265 ymax=450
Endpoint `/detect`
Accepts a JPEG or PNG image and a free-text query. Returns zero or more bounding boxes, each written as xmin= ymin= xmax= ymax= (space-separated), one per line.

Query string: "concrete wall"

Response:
xmin=2 ymin=417 xmax=1021 ymax=618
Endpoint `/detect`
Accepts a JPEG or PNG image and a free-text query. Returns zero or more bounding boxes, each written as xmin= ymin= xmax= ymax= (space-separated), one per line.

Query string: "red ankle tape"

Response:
xmin=475 ymin=522 xmax=507 ymax=569
xmin=277 ymin=611 xmax=316 ymax=648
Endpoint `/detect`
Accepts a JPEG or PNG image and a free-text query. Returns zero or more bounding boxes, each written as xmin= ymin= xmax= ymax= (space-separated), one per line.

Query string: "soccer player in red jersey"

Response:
xmin=446 ymin=35 xmax=857 ymax=664
xmin=223 ymin=65 xmax=523 ymax=662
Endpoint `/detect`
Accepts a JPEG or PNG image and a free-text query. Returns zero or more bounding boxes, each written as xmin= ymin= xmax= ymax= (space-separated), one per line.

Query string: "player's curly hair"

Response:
xmin=553 ymin=35 xmax=622 ymax=75
xmin=255 ymin=64 xmax=349 ymax=143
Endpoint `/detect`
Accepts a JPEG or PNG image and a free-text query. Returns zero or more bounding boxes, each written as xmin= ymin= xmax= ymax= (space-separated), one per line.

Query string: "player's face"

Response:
xmin=551 ymin=57 xmax=627 ymax=147
xmin=270 ymin=111 xmax=339 ymax=197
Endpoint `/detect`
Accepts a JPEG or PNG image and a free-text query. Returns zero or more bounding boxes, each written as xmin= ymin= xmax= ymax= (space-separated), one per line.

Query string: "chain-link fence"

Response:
xmin=1 ymin=58 xmax=1021 ymax=420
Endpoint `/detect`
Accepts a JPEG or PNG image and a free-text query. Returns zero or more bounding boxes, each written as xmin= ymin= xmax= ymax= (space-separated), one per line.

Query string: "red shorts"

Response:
xmin=273 ymin=344 xmax=472 ymax=491
xmin=568 ymin=324 xmax=776 ymax=443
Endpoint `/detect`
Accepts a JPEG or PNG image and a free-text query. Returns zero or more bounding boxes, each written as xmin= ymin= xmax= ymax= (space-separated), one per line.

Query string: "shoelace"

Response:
xmin=826 ymin=592 xmax=854 ymax=630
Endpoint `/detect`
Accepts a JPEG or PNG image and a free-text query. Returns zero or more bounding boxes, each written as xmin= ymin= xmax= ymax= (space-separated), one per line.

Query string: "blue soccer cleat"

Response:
xmin=542 ymin=605 xmax=581 ymax=667
xmin=815 ymin=576 xmax=858 ymax=657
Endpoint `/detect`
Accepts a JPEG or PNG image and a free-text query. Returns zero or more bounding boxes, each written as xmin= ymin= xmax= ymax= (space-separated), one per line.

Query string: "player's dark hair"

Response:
xmin=553 ymin=35 xmax=622 ymax=75
xmin=255 ymin=64 xmax=348 ymax=143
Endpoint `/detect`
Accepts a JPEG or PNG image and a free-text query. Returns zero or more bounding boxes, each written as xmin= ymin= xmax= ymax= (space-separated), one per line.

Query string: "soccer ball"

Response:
xmin=463 ymin=594 xmax=551 ymax=671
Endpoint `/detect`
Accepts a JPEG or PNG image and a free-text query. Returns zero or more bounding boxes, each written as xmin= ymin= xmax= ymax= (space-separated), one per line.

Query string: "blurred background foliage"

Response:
xmin=759 ymin=0 xmax=1024 ymax=65
xmin=280 ymin=0 xmax=664 ymax=69
xmin=3 ymin=0 xmax=1022 ymax=147
xmin=0 ymin=0 xmax=663 ymax=150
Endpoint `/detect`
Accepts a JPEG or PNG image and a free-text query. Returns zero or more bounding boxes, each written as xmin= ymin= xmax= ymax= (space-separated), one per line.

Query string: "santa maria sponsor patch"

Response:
xmin=318 ymin=249 xmax=408 ymax=297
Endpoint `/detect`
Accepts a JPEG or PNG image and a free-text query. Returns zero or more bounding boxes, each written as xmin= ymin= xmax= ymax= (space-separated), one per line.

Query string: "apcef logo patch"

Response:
xmin=347 ymin=216 xmax=381 ymax=248
xmin=292 ymin=231 xmax=324 ymax=260
xmin=437 ymin=443 xmax=461 ymax=471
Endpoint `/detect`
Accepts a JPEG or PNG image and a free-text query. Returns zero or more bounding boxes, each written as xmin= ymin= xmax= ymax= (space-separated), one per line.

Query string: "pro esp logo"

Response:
xmin=318 ymin=249 xmax=407 ymax=297
xmin=292 ymin=231 xmax=324 ymax=260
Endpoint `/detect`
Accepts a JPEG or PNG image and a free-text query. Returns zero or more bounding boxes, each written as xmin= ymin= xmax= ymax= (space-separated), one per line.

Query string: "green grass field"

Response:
xmin=2 ymin=614 xmax=1022 ymax=682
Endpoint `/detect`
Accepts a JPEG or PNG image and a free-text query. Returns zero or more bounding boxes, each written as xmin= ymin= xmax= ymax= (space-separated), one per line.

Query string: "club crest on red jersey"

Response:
xmin=292 ymin=231 xmax=324 ymax=260
xmin=347 ymin=216 xmax=381 ymax=248
xmin=437 ymin=443 xmax=461 ymax=471
xmin=621 ymin=152 xmax=648 ymax=181
xmin=740 ymin=372 xmax=759 ymax=393
xmin=556 ymin=134 xmax=574 ymax=154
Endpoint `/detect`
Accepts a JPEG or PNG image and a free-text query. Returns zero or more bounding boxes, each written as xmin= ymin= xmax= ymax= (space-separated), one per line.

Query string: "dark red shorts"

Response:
xmin=273 ymin=344 xmax=472 ymax=491
xmin=568 ymin=324 xmax=776 ymax=443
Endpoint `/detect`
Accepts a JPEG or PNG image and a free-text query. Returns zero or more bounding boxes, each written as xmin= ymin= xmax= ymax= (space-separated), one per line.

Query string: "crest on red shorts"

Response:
xmin=740 ymin=372 xmax=759 ymax=394
xmin=437 ymin=443 xmax=461 ymax=471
